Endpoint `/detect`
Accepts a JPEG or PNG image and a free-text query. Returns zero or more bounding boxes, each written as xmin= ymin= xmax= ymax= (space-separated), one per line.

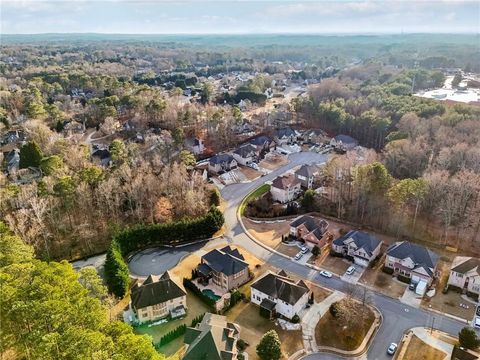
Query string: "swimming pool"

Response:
xmin=202 ymin=289 xmax=221 ymax=301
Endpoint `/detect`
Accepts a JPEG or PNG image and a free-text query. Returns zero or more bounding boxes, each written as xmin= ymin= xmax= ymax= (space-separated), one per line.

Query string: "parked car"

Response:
xmin=319 ymin=270 xmax=333 ymax=278
xmin=346 ymin=266 xmax=356 ymax=275
xmin=294 ymin=253 xmax=303 ymax=261
xmin=409 ymin=282 xmax=417 ymax=291
xmin=248 ymin=162 xmax=259 ymax=170
xmin=387 ymin=343 xmax=397 ymax=355
xmin=300 ymin=246 xmax=309 ymax=254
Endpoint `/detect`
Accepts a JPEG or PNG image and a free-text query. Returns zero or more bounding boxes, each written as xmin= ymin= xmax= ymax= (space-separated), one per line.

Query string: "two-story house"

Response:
xmin=274 ymin=127 xmax=299 ymax=145
xmin=197 ymin=246 xmax=250 ymax=293
xmin=448 ymin=257 xmax=480 ymax=297
xmin=289 ymin=215 xmax=329 ymax=248
xmin=251 ymin=270 xmax=311 ymax=320
xmin=330 ymin=134 xmax=358 ymax=150
xmin=184 ymin=137 xmax=205 ymax=155
xmin=130 ymin=272 xmax=187 ymax=323
xmin=331 ymin=230 xmax=383 ymax=267
xmin=248 ymin=135 xmax=273 ymax=153
xmin=270 ymin=174 xmax=302 ymax=203
xmin=208 ymin=154 xmax=237 ymax=174
xmin=183 ymin=313 xmax=240 ymax=360
xmin=232 ymin=144 xmax=257 ymax=166
xmin=385 ymin=241 xmax=439 ymax=286
xmin=294 ymin=164 xmax=320 ymax=189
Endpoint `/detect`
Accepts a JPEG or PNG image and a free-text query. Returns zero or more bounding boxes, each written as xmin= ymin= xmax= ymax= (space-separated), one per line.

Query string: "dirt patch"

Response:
xmin=359 ymin=266 xmax=406 ymax=299
xmin=243 ymin=218 xmax=290 ymax=249
xmin=238 ymin=166 xmax=263 ymax=180
xmin=259 ymin=154 xmax=288 ymax=170
xmin=226 ymin=302 xmax=303 ymax=360
xmin=400 ymin=335 xmax=447 ymax=360
xmin=315 ymin=298 xmax=375 ymax=351
xmin=318 ymin=254 xmax=351 ymax=276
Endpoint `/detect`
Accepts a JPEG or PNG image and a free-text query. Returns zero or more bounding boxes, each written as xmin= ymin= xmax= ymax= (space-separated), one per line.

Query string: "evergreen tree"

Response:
xmin=19 ymin=141 xmax=43 ymax=168
xmin=256 ymin=330 xmax=282 ymax=360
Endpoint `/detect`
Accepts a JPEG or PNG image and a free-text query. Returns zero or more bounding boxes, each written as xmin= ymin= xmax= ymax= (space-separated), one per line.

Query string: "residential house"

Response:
xmin=248 ymin=135 xmax=273 ymax=153
xmin=303 ymin=129 xmax=328 ymax=145
xmin=270 ymin=174 xmax=301 ymax=203
xmin=208 ymin=154 xmax=237 ymax=174
xmin=4 ymin=148 xmax=20 ymax=174
xmin=295 ymin=164 xmax=320 ymax=189
xmin=274 ymin=127 xmax=299 ymax=145
xmin=330 ymin=134 xmax=358 ymax=150
xmin=130 ymin=271 xmax=187 ymax=324
xmin=91 ymin=148 xmax=112 ymax=167
xmin=251 ymin=270 xmax=311 ymax=320
xmin=184 ymin=137 xmax=205 ymax=155
xmin=289 ymin=215 xmax=329 ymax=248
xmin=183 ymin=313 xmax=240 ymax=360
xmin=232 ymin=120 xmax=253 ymax=135
xmin=232 ymin=144 xmax=257 ymax=166
xmin=62 ymin=121 xmax=85 ymax=136
xmin=332 ymin=230 xmax=383 ymax=267
xmin=1 ymin=129 xmax=25 ymax=145
xmin=448 ymin=257 xmax=480 ymax=296
xmin=385 ymin=241 xmax=439 ymax=285
xmin=197 ymin=246 xmax=250 ymax=293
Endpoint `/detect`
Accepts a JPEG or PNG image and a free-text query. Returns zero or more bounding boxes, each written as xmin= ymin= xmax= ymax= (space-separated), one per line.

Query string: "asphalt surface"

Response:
xmin=219 ymin=151 xmax=467 ymax=360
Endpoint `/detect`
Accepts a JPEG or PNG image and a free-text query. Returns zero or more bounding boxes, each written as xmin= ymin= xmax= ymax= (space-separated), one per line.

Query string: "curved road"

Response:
xmin=219 ymin=152 xmax=466 ymax=360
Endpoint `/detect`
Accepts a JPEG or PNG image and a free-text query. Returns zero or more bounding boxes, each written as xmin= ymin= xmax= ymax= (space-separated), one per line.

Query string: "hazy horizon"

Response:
xmin=1 ymin=0 xmax=479 ymax=35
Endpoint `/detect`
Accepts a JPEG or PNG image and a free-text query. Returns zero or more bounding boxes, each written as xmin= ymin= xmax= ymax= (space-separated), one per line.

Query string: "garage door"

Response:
xmin=354 ymin=257 xmax=369 ymax=267
xmin=412 ymin=275 xmax=420 ymax=283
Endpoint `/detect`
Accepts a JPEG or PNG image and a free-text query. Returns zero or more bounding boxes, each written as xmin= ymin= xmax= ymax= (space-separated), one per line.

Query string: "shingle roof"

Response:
xmin=387 ymin=241 xmax=439 ymax=276
xmin=234 ymin=144 xmax=257 ymax=158
xmin=184 ymin=137 xmax=201 ymax=147
xmin=251 ymin=271 xmax=310 ymax=306
xmin=451 ymin=257 xmax=480 ymax=275
xmin=290 ymin=215 xmax=328 ymax=235
xmin=275 ymin=127 xmax=297 ymax=139
xmin=333 ymin=230 xmax=382 ymax=256
xmin=209 ymin=153 xmax=235 ymax=165
xmin=130 ymin=271 xmax=186 ymax=310
xmin=183 ymin=313 xmax=240 ymax=360
xmin=272 ymin=174 xmax=301 ymax=190
xmin=333 ymin=134 xmax=358 ymax=145
xmin=201 ymin=246 xmax=248 ymax=276
xmin=92 ymin=149 xmax=111 ymax=160
xmin=249 ymin=135 xmax=271 ymax=147
xmin=295 ymin=164 xmax=319 ymax=179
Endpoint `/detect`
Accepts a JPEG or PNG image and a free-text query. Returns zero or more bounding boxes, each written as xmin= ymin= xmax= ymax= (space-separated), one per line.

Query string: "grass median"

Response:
xmin=239 ymin=183 xmax=271 ymax=216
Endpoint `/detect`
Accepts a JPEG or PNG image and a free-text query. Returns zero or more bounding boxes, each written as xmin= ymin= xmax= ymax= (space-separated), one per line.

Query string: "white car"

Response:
xmin=387 ymin=343 xmax=397 ymax=355
xmin=294 ymin=253 xmax=303 ymax=261
xmin=248 ymin=162 xmax=259 ymax=170
xmin=300 ymin=246 xmax=309 ymax=254
xmin=319 ymin=270 xmax=333 ymax=278
xmin=346 ymin=266 xmax=356 ymax=275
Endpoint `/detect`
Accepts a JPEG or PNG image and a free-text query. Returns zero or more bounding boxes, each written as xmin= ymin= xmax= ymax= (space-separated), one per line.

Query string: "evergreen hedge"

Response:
xmin=105 ymin=206 xmax=224 ymax=297
xmin=155 ymin=324 xmax=187 ymax=348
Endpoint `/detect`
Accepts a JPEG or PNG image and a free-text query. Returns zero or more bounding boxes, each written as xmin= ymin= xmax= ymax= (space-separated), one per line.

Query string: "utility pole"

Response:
xmin=430 ymin=316 xmax=435 ymax=334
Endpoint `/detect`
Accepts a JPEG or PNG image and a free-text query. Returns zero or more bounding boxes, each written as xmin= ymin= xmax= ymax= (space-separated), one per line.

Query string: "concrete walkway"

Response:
xmin=302 ymin=291 xmax=345 ymax=353
xmin=411 ymin=327 xmax=454 ymax=360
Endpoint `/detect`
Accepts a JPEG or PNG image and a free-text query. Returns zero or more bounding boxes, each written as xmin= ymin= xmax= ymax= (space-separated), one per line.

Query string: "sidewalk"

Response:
xmin=412 ymin=327 xmax=453 ymax=360
xmin=301 ymin=291 xmax=345 ymax=353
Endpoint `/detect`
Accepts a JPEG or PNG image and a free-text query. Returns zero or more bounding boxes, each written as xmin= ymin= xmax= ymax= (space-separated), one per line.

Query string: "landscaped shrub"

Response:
xmin=190 ymin=313 xmax=205 ymax=327
xmin=155 ymin=324 xmax=187 ymax=348
xmin=397 ymin=274 xmax=411 ymax=284
xmin=291 ymin=314 xmax=300 ymax=324
xmin=210 ymin=188 xmax=221 ymax=206
xmin=381 ymin=266 xmax=394 ymax=275
xmin=237 ymin=339 xmax=248 ymax=351
xmin=105 ymin=206 xmax=224 ymax=297
xmin=329 ymin=303 xmax=339 ymax=318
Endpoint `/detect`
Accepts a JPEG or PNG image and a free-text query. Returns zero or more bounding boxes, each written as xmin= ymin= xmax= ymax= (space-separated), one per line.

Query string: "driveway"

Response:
xmin=400 ymin=287 xmax=423 ymax=308
xmin=340 ymin=266 xmax=366 ymax=285
xmin=127 ymin=242 xmax=206 ymax=277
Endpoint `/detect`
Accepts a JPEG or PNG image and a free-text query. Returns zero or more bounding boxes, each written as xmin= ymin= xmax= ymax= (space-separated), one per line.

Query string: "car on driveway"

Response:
xmin=387 ymin=343 xmax=397 ymax=355
xmin=319 ymin=270 xmax=333 ymax=278
xmin=294 ymin=253 xmax=303 ymax=261
xmin=300 ymin=246 xmax=309 ymax=254
xmin=409 ymin=282 xmax=417 ymax=291
xmin=346 ymin=266 xmax=356 ymax=275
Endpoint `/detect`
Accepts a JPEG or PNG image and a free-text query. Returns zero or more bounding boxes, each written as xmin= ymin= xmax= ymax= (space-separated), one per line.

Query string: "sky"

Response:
xmin=1 ymin=0 xmax=479 ymax=34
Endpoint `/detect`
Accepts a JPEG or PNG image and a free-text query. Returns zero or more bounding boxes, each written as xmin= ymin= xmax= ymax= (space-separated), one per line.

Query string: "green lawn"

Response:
xmin=134 ymin=289 xmax=211 ymax=356
xmin=239 ymin=184 xmax=271 ymax=215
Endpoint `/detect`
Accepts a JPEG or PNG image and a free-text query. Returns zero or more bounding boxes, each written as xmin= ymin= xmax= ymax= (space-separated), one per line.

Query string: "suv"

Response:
xmin=294 ymin=253 xmax=303 ymax=261
xmin=300 ymin=246 xmax=309 ymax=254
xmin=346 ymin=266 xmax=356 ymax=275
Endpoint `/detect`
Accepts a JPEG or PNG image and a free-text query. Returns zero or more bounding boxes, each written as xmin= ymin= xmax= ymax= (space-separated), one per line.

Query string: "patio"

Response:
xmin=193 ymin=277 xmax=227 ymax=298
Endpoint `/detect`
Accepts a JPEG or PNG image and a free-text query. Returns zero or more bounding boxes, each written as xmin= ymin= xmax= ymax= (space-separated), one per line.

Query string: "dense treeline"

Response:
xmin=0 ymin=222 xmax=167 ymax=360
xmin=105 ymin=206 xmax=224 ymax=297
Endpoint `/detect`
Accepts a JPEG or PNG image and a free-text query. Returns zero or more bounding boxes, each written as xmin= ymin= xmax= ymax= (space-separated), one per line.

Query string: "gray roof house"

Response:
xmin=332 ymin=230 xmax=383 ymax=267
xmin=250 ymin=270 xmax=311 ymax=320
xmin=91 ymin=148 xmax=112 ymax=167
xmin=197 ymin=246 xmax=250 ymax=292
xmin=448 ymin=257 xmax=480 ymax=296
xmin=289 ymin=215 xmax=329 ymax=247
xmin=232 ymin=144 xmax=257 ymax=166
xmin=295 ymin=164 xmax=320 ymax=189
xmin=385 ymin=241 xmax=439 ymax=285
xmin=275 ymin=127 xmax=299 ymax=144
xmin=183 ymin=313 xmax=240 ymax=360
xmin=130 ymin=272 xmax=187 ymax=323
xmin=248 ymin=135 xmax=272 ymax=150
xmin=208 ymin=154 xmax=237 ymax=174
xmin=184 ymin=137 xmax=205 ymax=155
xmin=330 ymin=134 xmax=358 ymax=150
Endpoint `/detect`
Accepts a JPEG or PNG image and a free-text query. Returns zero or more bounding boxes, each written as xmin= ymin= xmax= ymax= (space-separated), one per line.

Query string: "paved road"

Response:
xmin=219 ymin=151 xmax=467 ymax=360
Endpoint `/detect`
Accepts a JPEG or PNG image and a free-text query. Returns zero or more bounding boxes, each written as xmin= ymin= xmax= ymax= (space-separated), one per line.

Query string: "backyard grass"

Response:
xmin=133 ymin=289 xmax=210 ymax=356
xmin=401 ymin=335 xmax=447 ymax=360
xmin=226 ymin=301 xmax=303 ymax=360
xmin=315 ymin=299 xmax=375 ymax=351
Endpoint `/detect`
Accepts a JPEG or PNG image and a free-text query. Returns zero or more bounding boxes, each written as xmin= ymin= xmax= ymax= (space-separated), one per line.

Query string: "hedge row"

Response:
xmin=105 ymin=206 xmax=224 ymax=297
xmin=155 ymin=324 xmax=187 ymax=348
